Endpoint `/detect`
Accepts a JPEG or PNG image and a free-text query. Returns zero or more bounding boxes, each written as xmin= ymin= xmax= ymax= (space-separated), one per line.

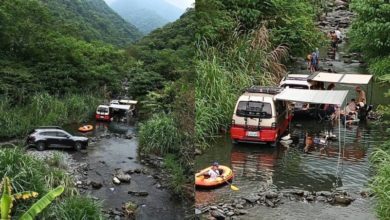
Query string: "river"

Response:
xmin=195 ymin=6 xmax=390 ymax=220
xmin=66 ymin=121 xmax=185 ymax=220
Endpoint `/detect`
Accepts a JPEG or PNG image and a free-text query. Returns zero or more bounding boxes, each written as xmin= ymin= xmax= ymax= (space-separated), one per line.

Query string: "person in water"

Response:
xmin=197 ymin=162 xmax=221 ymax=180
xmin=355 ymin=86 xmax=366 ymax=104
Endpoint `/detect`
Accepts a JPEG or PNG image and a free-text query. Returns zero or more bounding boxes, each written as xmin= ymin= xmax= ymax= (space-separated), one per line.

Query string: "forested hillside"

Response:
xmin=42 ymin=0 xmax=142 ymax=46
xmin=108 ymin=0 xmax=184 ymax=34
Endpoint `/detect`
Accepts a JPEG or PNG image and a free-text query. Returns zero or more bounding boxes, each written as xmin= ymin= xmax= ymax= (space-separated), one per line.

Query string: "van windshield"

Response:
xmin=236 ymin=101 xmax=272 ymax=118
xmin=97 ymin=107 xmax=109 ymax=113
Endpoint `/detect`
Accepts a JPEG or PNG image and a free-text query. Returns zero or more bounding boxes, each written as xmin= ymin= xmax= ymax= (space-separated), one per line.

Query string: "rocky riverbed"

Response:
xmin=196 ymin=187 xmax=374 ymax=220
xmin=23 ymin=123 xmax=187 ymax=220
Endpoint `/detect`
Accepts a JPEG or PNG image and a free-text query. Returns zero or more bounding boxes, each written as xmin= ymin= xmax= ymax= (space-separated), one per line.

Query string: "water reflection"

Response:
xmin=195 ymin=119 xmax=388 ymax=206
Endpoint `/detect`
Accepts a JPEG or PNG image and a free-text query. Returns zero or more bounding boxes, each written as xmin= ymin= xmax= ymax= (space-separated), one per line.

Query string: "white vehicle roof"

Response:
xmin=97 ymin=105 xmax=109 ymax=108
xmin=279 ymin=74 xmax=312 ymax=87
xmin=238 ymin=92 xmax=275 ymax=103
xmin=109 ymin=104 xmax=131 ymax=110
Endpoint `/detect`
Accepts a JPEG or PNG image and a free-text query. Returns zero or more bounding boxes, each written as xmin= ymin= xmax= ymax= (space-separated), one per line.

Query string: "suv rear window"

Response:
xmin=236 ymin=101 xmax=272 ymax=118
xmin=97 ymin=107 xmax=109 ymax=113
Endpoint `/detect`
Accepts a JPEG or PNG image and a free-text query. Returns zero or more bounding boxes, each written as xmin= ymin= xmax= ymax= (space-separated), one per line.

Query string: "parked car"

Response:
xmin=279 ymin=74 xmax=316 ymax=116
xmin=230 ymin=86 xmax=292 ymax=146
xmin=26 ymin=126 xmax=88 ymax=151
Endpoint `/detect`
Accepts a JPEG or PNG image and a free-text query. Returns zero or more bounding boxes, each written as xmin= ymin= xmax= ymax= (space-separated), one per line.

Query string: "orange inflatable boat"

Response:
xmin=78 ymin=125 xmax=94 ymax=132
xmin=195 ymin=165 xmax=233 ymax=188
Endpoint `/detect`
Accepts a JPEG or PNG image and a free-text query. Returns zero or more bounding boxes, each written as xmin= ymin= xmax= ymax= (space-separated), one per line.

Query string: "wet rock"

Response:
xmin=265 ymin=199 xmax=275 ymax=207
xmin=109 ymin=187 xmax=115 ymax=192
xmin=127 ymin=157 xmax=134 ymax=160
xmin=243 ymin=195 xmax=260 ymax=203
xmin=334 ymin=195 xmax=354 ymax=205
xmin=122 ymin=201 xmax=138 ymax=217
xmin=114 ymin=215 xmax=120 ymax=220
xmin=234 ymin=204 xmax=244 ymax=209
xmin=226 ymin=211 xmax=235 ymax=216
xmin=156 ymin=183 xmax=162 ymax=189
xmin=316 ymin=196 xmax=326 ymax=202
xmin=307 ymin=195 xmax=314 ymax=201
xmin=113 ymin=177 xmax=121 ymax=184
xmin=210 ymin=210 xmax=226 ymax=220
xmin=265 ymin=191 xmax=279 ymax=199
xmin=316 ymin=191 xmax=332 ymax=197
xmin=195 ymin=208 xmax=202 ymax=215
xmin=128 ymin=191 xmax=149 ymax=197
xmin=91 ymin=181 xmax=103 ymax=189
xmin=134 ymin=168 xmax=142 ymax=173
xmin=125 ymin=134 xmax=133 ymax=139
xmin=115 ymin=170 xmax=131 ymax=183
xmin=237 ymin=210 xmax=248 ymax=215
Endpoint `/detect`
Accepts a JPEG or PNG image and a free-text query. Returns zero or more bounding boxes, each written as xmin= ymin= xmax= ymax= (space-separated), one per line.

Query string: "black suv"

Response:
xmin=26 ymin=126 xmax=88 ymax=151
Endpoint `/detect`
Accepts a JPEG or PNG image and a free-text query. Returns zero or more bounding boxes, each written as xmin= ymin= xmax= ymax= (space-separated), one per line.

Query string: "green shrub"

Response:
xmin=370 ymin=146 xmax=390 ymax=220
xmin=138 ymin=114 xmax=182 ymax=155
xmin=0 ymin=93 xmax=100 ymax=139
xmin=163 ymin=154 xmax=186 ymax=195
xmin=43 ymin=196 xmax=104 ymax=220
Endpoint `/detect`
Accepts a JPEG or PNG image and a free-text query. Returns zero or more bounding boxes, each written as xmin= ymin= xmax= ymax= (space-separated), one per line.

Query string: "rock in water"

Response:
xmin=123 ymin=201 xmax=138 ymax=217
xmin=113 ymin=177 xmax=121 ymax=184
xmin=243 ymin=195 xmax=260 ymax=203
xmin=334 ymin=195 xmax=354 ymax=205
xmin=116 ymin=173 xmax=131 ymax=183
xmin=210 ymin=210 xmax=226 ymax=220
xmin=91 ymin=181 xmax=103 ymax=189
xmin=128 ymin=191 xmax=149 ymax=197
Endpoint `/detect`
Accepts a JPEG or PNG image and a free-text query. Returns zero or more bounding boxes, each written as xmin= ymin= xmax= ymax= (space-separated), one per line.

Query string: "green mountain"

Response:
xmin=41 ymin=0 xmax=142 ymax=46
xmin=0 ymin=0 xmax=142 ymax=101
xmin=107 ymin=0 xmax=184 ymax=34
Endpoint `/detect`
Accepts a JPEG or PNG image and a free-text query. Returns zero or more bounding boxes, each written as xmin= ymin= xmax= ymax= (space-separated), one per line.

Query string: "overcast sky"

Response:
xmin=104 ymin=0 xmax=194 ymax=10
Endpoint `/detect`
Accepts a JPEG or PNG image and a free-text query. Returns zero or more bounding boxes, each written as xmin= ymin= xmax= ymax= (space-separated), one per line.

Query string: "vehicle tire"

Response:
xmin=36 ymin=142 xmax=46 ymax=151
xmin=232 ymin=139 xmax=238 ymax=145
xmin=74 ymin=142 xmax=83 ymax=151
xmin=270 ymin=141 xmax=277 ymax=147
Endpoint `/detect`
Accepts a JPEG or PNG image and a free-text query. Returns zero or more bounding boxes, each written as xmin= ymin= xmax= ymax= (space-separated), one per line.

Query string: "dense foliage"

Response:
xmin=195 ymin=0 xmax=323 ymax=147
xmin=0 ymin=0 xmax=143 ymax=102
xmin=350 ymin=0 xmax=390 ymax=80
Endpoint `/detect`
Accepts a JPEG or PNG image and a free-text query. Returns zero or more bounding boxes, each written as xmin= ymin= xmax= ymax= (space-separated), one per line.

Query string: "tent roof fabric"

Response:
xmin=310 ymin=72 xmax=373 ymax=85
xmin=274 ymin=88 xmax=348 ymax=105
xmin=339 ymin=74 xmax=373 ymax=84
xmin=109 ymin=104 xmax=131 ymax=110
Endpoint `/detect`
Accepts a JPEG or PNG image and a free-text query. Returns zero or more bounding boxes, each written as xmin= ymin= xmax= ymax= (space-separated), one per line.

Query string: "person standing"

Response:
xmin=356 ymin=86 xmax=366 ymax=104
xmin=335 ymin=27 xmax=342 ymax=43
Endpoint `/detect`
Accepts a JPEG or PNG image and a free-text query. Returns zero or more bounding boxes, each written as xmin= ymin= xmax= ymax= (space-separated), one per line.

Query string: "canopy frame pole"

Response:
xmin=369 ymin=79 xmax=373 ymax=105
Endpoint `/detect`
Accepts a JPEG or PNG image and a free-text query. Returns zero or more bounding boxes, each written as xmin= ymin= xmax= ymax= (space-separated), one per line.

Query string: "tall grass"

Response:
xmin=138 ymin=114 xmax=182 ymax=155
xmin=42 ymin=196 xmax=104 ymax=220
xmin=0 ymin=148 xmax=78 ymax=217
xmin=163 ymin=154 xmax=187 ymax=195
xmin=371 ymin=145 xmax=390 ymax=220
xmin=195 ymin=26 xmax=288 ymax=148
xmin=0 ymin=93 xmax=100 ymax=139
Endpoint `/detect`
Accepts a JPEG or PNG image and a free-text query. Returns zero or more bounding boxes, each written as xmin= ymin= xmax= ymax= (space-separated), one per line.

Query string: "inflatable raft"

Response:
xmin=78 ymin=125 xmax=94 ymax=132
xmin=195 ymin=165 xmax=233 ymax=188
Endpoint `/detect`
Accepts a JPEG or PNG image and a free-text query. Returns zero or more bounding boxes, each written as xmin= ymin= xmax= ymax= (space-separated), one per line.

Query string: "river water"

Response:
xmin=67 ymin=122 xmax=185 ymax=220
xmin=195 ymin=12 xmax=390 ymax=220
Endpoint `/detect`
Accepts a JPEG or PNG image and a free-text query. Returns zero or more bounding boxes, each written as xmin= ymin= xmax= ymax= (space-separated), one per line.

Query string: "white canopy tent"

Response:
xmin=274 ymin=88 xmax=349 ymax=105
xmin=109 ymin=104 xmax=131 ymax=111
xmin=310 ymin=72 xmax=373 ymax=85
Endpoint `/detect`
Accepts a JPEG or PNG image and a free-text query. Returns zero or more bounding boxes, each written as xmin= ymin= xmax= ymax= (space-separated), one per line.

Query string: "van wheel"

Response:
xmin=74 ymin=142 xmax=82 ymax=151
xmin=232 ymin=139 xmax=238 ymax=145
xmin=270 ymin=141 xmax=277 ymax=147
xmin=36 ymin=142 xmax=46 ymax=151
